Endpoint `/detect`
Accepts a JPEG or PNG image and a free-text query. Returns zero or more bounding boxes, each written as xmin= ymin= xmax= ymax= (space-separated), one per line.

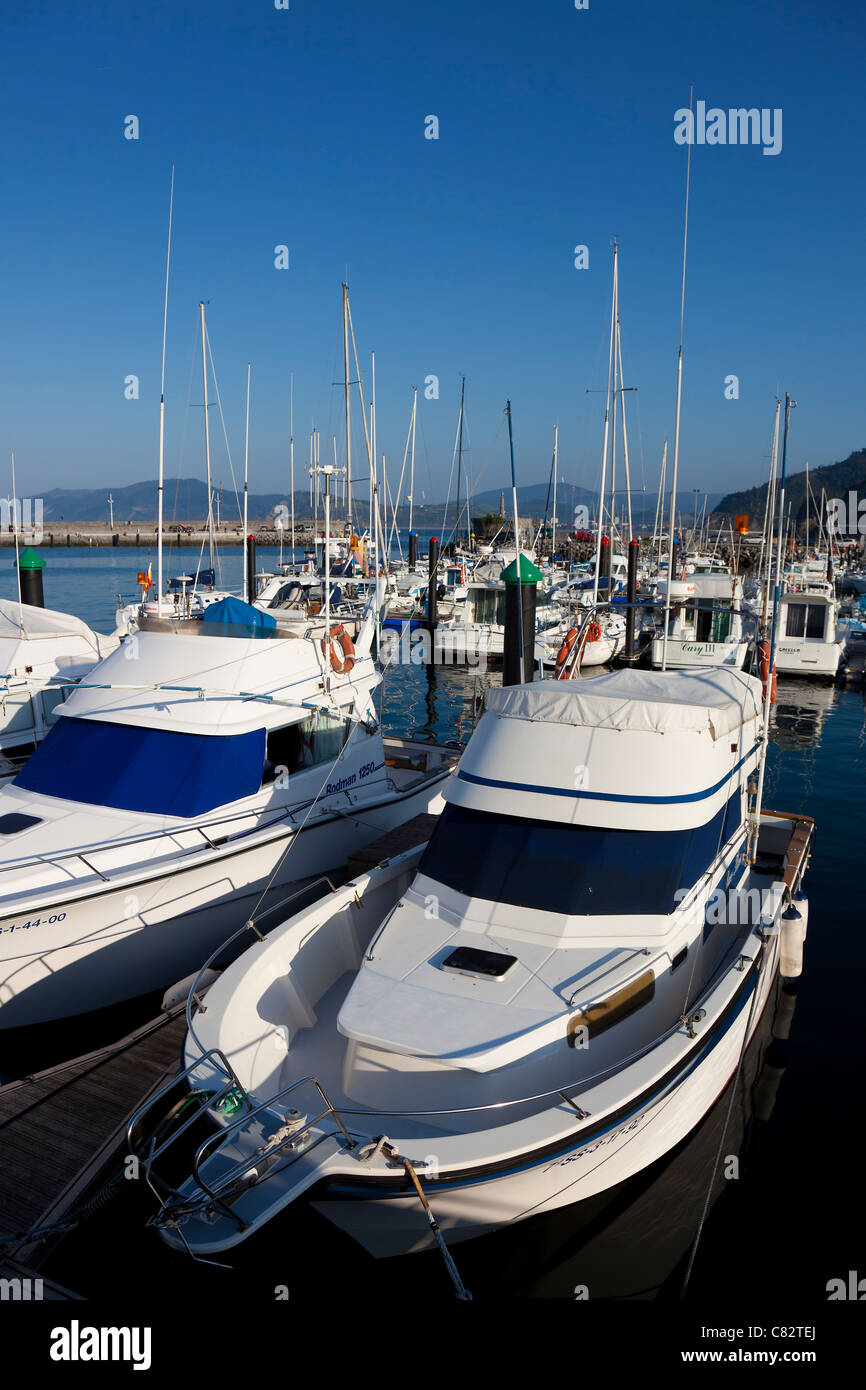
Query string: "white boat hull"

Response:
xmin=0 ymin=777 xmax=446 ymax=1030
xmin=311 ymin=935 xmax=779 ymax=1257
xmin=774 ymin=640 xmax=844 ymax=677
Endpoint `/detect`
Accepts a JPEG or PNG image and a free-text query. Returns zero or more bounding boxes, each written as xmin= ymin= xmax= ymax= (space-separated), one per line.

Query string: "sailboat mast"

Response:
xmin=289 ymin=372 xmax=295 ymax=564
xmin=662 ymin=87 xmax=693 ymax=673
xmin=456 ymin=376 xmax=465 ymax=546
xmin=409 ymin=386 xmax=417 ymax=539
xmin=592 ymin=245 xmax=617 ymax=607
xmin=243 ymin=363 xmax=250 ymax=601
xmin=609 ymin=241 xmax=619 ymax=548
xmin=157 ymin=167 xmax=174 ymax=614
xmin=199 ymin=301 xmax=216 ymax=576
xmin=343 ymin=284 xmax=352 ymax=526
xmin=552 ymin=425 xmax=558 ymax=563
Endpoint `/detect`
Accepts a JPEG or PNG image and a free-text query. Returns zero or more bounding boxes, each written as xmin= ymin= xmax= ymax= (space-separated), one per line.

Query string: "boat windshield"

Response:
xmin=14 ymin=716 xmax=266 ymax=817
xmin=418 ymin=797 xmax=741 ymax=916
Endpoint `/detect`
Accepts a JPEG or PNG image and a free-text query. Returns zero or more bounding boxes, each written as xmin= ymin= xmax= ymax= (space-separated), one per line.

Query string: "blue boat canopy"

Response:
xmin=201 ymin=596 xmax=277 ymax=636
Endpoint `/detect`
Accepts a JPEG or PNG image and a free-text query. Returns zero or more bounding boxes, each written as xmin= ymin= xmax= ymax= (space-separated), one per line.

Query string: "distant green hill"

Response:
xmin=714 ymin=448 xmax=866 ymax=525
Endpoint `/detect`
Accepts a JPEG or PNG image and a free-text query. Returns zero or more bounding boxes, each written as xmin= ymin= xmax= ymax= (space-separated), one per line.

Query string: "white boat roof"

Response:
xmin=57 ymin=625 xmax=375 ymax=735
xmin=0 ymin=598 xmax=105 ymax=644
xmin=482 ymin=668 xmax=763 ymax=742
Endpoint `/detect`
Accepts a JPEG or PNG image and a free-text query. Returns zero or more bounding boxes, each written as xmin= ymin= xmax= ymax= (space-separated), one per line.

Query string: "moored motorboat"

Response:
xmin=138 ymin=666 xmax=813 ymax=1260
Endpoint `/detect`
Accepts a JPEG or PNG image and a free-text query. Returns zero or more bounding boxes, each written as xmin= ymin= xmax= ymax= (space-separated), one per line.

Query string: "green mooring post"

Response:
xmin=501 ymin=553 xmax=543 ymax=685
xmin=16 ymin=546 xmax=46 ymax=608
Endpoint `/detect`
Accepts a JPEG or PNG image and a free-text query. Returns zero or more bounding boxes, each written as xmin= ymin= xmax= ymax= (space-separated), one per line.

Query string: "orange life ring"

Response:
xmin=555 ymin=627 xmax=579 ymax=673
xmin=587 ymin=622 xmax=602 ymax=643
xmin=322 ymin=623 xmax=355 ymax=674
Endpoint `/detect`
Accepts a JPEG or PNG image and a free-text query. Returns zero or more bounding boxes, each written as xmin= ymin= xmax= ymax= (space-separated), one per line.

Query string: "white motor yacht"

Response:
xmin=651 ymin=575 xmax=752 ymax=670
xmin=142 ymin=666 xmax=812 ymax=1261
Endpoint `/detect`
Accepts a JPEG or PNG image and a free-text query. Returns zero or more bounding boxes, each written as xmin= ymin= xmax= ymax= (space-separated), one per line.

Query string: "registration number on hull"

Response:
xmin=0 ymin=912 xmax=67 ymax=936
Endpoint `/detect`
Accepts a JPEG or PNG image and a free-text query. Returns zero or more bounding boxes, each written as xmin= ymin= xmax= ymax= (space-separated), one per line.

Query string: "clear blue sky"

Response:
xmin=0 ymin=0 xmax=863 ymax=515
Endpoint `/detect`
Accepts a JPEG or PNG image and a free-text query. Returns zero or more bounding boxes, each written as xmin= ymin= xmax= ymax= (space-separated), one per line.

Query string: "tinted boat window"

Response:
xmin=262 ymin=709 xmax=350 ymax=783
xmin=418 ymin=795 xmax=741 ymax=916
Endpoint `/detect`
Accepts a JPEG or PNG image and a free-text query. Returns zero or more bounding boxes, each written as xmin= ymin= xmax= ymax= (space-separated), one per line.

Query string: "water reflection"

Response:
xmin=770 ymin=679 xmax=840 ymax=750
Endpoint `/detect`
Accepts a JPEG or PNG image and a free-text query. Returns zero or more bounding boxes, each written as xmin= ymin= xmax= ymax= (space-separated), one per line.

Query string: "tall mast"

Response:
xmin=370 ymin=353 xmax=376 ymax=536
xmin=592 ymin=245 xmax=617 ymax=606
xmin=609 ymin=241 xmax=619 ymax=549
xmin=343 ymin=284 xmax=352 ymax=526
xmin=456 ymin=376 xmax=465 ymax=546
xmin=242 ymin=363 xmax=250 ymax=601
xmin=751 ymin=393 xmax=795 ymax=856
xmin=289 ymin=371 xmax=295 ymax=564
xmin=661 ymin=87 xmax=693 ymax=673
xmin=551 ymin=424 xmax=558 ymax=563
xmin=157 ymin=167 xmax=175 ymax=614
xmin=616 ymin=296 xmax=634 ymax=543
xmin=199 ymin=300 xmax=215 ymax=576
xmin=409 ymin=386 xmax=417 ymax=540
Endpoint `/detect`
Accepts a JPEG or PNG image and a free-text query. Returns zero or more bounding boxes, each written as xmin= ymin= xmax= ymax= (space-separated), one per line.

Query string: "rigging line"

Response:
xmin=439 ymin=416 xmax=507 ymax=552
xmin=204 ymin=325 xmax=242 ymax=525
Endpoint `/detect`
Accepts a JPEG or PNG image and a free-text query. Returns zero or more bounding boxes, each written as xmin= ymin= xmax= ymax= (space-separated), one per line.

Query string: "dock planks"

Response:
xmin=346 ymin=812 xmax=438 ymax=877
xmin=0 ymin=1008 xmax=187 ymax=1259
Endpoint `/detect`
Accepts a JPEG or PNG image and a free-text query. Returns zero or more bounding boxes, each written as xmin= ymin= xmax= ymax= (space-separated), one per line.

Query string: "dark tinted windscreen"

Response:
xmin=418 ymin=798 xmax=740 ymax=915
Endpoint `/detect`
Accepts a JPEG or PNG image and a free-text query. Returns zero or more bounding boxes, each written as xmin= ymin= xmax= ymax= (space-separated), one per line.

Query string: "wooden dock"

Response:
xmin=0 ymin=1006 xmax=188 ymax=1271
xmin=346 ymin=812 xmax=438 ymax=877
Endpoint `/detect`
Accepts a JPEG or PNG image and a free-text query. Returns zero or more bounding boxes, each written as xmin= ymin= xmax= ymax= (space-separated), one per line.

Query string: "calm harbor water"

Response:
xmin=2 ymin=549 xmax=863 ymax=1303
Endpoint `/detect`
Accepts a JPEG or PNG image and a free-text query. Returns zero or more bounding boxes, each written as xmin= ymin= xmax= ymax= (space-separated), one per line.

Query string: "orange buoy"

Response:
xmin=587 ymin=622 xmax=602 ymax=643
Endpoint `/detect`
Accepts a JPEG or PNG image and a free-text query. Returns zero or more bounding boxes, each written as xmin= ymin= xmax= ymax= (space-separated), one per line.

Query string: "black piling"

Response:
xmin=625 ymin=537 xmax=640 ymax=662
xmin=502 ymin=554 xmax=542 ymax=686
xmin=408 ymin=531 xmax=418 ymax=570
xmin=598 ymin=535 xmax=611 ymax=594
xmin=16 ymin=547 xmax=45 ymax=608
xmin=426 ymin=537 xmax=439 ymax=644
xmin=246 ymin=535 xmax=257 ymax=603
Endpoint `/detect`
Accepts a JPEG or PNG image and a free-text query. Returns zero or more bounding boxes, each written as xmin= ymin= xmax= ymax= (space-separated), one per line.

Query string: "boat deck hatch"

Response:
xmin=0 ymin=813 xmax=42 ymax=835
xmin=440 ymin=946 xmax=518 ymax=980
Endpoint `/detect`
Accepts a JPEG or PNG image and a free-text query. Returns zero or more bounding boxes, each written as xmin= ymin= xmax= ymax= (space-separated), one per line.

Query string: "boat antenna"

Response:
xmin=157 ymin=164 xmax=175 ymax=616
xmin=662 ymin=86 xmax=693 ymax=672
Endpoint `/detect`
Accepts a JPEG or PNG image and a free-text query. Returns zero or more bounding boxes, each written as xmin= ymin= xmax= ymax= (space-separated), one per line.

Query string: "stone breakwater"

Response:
xmin=0 ymin=522 xmax=323 ymax=548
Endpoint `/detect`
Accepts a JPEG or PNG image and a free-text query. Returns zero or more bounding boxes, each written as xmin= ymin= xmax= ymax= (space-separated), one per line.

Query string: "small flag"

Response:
xmin=735 ymin=514 xmax=749 ymax=535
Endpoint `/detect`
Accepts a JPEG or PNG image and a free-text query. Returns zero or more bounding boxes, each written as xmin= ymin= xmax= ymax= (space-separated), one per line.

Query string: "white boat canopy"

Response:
xmin=482 ymin=668 xmax=763 ymax=742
